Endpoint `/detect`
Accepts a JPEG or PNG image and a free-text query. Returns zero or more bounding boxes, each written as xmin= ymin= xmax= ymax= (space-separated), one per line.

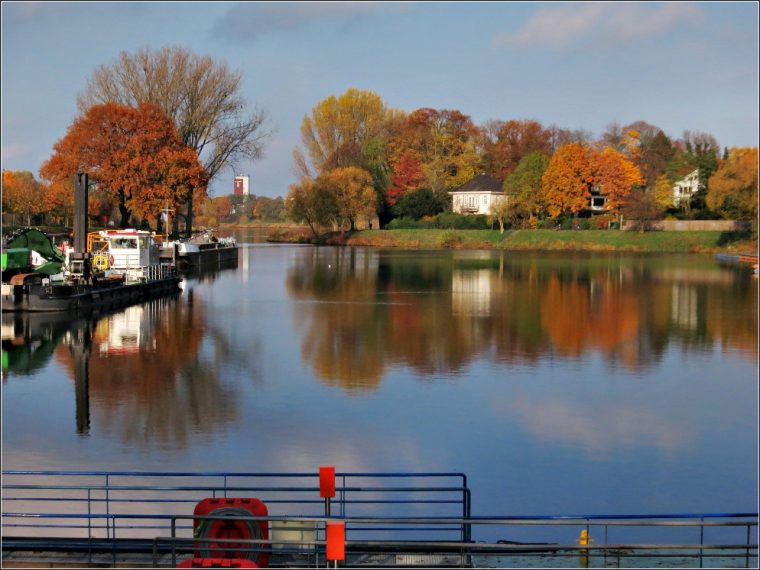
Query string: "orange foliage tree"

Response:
xmin=591 ymin=147 xmax=644 ymax=215
xmin=541 ymin=143 xmax=592 ymax=218
xmin=2 ymin=170 xmax=49 ymax=225
xmin=386 ymin=150 xmax=425 ymax=206
xmin=40 ymin=102 xmax=207 ymax=228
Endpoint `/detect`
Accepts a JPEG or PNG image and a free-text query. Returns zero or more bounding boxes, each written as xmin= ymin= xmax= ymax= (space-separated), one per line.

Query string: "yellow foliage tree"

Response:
xmin=706 ymin=147 xmax=758 ymax=219
xmin=321 ymin=166 xmax=377 ymax=231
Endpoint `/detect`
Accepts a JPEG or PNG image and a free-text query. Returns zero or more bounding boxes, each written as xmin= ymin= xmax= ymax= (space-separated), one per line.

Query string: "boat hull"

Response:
xmin=161 ymin=245 xmax=238 ymax=270
xmin=1 ymin=275 xmax=181 ymax=312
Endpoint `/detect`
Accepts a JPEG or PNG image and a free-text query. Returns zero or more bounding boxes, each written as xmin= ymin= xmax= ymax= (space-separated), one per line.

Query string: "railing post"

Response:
xmin=699 ymin=516 xmax=704 ymax=568
xmin=746 ymin=523 xmax=751 ymax=569
xmin=105 ymin=474 xmax=110 ymax=540
xmin=171 ymin=517 xmax=177 ymax=567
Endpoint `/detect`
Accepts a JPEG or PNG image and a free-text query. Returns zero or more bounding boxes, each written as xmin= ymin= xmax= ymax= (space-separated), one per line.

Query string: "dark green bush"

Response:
xmin=434 ymin=212 xmax=490 ymax=229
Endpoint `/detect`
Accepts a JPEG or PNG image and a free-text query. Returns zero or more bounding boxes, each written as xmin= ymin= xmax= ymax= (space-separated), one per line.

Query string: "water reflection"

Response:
xmin=2 ymin=288 xmax=243 ymax=447
xmin=287 ymin=250 xmax=757 ymax=391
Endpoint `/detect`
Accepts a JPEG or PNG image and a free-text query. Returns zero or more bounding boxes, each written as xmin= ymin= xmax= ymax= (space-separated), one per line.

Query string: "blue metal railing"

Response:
xmin=2 ymin=470 xmax=756 ymax=568
xmin=1 ymin=470 xmax=471 ymax=544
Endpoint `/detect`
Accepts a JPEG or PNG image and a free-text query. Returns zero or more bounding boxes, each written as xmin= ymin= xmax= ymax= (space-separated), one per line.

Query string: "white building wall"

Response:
xmin=672 ymin=169 xmax=699 ymax=206
xmin=451 ymin=192 xmax=506 ymax=215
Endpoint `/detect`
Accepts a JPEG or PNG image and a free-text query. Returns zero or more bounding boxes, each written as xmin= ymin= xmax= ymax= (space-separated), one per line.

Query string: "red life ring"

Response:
xmin=193 ymin=498 xmax=269 ymax=567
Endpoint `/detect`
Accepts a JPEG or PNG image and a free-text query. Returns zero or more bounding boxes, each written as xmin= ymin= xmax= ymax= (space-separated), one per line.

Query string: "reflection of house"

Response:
xmin=672 ymin=169 xmax=700 ymax=206
xmin=452 ymin=269 xmax=492 ymax=317
xmin=449 ymin=175 xmax=506 ymax=215
xmin=670 ymin=283 xmax=698 ymax=331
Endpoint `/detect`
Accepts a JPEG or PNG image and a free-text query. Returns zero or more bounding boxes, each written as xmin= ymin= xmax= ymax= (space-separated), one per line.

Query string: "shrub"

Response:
xmin=435 ymin=212 xmax=490 ymax=229
xmin=438 ymin=230 xmax=463 ymax=248
xmin=388 ymin=217 xmax=427 ymax=229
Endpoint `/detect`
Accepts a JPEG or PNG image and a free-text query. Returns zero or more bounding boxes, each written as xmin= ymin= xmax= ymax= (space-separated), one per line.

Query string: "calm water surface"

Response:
xmin=2 ymin=233 xmax=757 ymax=525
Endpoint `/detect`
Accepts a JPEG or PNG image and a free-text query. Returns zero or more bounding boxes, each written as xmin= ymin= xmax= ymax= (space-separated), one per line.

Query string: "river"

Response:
xmin=2 ymin=234 xmax=757 ymax=530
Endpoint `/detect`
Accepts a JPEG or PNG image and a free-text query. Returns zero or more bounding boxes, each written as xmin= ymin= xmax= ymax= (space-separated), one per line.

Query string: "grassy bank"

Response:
xmin=324 ymin=229 xmax=758 ymax=253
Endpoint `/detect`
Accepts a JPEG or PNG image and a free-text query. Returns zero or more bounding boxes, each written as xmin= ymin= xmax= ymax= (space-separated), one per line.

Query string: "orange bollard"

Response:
xmin=326 ymin=522 xmax=345 ymax=562
xmin=319 ymin=466 xmax=335 ymax=498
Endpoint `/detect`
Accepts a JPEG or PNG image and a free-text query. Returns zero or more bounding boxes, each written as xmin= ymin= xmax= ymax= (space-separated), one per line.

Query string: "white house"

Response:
xmin=672 ymin=169 xmax=700 ymax=207
xmin=449 ymin=175 xmax=506 ymax=215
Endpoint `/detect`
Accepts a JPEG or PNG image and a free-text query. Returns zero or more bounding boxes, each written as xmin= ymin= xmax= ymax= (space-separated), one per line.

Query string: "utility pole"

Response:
xmin=159 ymin=203 xmax=175 ymax=243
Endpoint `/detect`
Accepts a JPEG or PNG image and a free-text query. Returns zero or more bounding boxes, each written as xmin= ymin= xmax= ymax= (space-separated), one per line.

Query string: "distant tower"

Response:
xmin=233 ymin=175 xmax=250 ymax=196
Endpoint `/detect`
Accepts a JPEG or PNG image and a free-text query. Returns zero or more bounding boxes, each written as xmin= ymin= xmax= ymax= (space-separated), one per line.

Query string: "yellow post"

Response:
xmin=577 ymin=529 xmax=593 ymax=568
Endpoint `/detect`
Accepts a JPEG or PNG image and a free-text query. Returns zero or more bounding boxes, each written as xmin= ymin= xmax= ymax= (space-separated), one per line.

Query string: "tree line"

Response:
xmin=1 ymin=46 xmax=756 ymax=236
xmin=287 ymin=88 xmax=758 ymax=236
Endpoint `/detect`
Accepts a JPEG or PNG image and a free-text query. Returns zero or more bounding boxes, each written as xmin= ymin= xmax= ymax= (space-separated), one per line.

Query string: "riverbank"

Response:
xmin=268 ymin=228 xmax=758 ymax=254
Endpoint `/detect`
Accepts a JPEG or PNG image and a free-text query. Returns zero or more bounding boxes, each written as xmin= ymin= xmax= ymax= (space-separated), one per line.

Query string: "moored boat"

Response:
xmin=1 ymin=173 xmax=180 ymax=313
xmin=160 ymin=229 xmax=238 ymax=271
xmin=2 ymin=229 xmax=180 ymax=312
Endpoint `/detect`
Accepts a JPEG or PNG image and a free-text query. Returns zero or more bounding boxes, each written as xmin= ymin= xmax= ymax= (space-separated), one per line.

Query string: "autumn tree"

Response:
xmin=2 ymin=170 xmax=48 ymax=225
xmin=477 ymin=119 xmax=552 ymax=180
xmin=541 ymin=143 xmax=593 ymax=218
xmin=547 ymin=125 xmax=593 ymax=153
xmin=591 ymin=148 xmax=644 ymax=216
xmin=40 ymin=102 xmax=207 ymax=228
xmin=706 ymin=147 xmax=758 ymax=219
xmin=487 ymin=197 xmax=513 ymax=233
xmin=296 ymin=88 xmax=395 ymax=176
xmin=286 ymin=178 xmax=338 ymax=239
xmin=44 ymin=176 xmax=76 ymax=226
xmin=502 ymin=151 xmax=550 ymax=221
xmin=388 ymin=108 xmax=479 ymax=205
xmin=652 ymin=174 xmax=675 ymax=210
xmin=386 ymin=150 xmax=425 ymax=206
xmin=319 ymin=167 xmax=377 ymax=231
xmin=621 ymin=189 xmax=664 ymax=232
xmin=77 ymin=46 xmax=269 ymax=235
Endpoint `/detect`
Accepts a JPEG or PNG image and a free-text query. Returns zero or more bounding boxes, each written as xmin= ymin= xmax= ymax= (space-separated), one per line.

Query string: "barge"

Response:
xmin=1 ymin=173 xmax=180 ymax=312
xmin=161 ymin=230 xmax=238 ymax=271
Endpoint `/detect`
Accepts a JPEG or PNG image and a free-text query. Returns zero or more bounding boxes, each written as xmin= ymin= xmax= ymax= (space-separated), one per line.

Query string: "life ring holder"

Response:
xmin=92 ymin=253 xmax=109 ymax=271
xmin=195 ymin=506 xmax=264 ymax=563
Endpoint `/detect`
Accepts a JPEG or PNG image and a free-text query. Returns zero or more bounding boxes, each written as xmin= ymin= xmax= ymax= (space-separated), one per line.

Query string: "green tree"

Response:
xmin=502 ymin=151 xmax=550 ymax=220
xmin=639 ymin=130 xmax=675 ymax=188
xmin=392 ymin=188 xmax=444 ymax=220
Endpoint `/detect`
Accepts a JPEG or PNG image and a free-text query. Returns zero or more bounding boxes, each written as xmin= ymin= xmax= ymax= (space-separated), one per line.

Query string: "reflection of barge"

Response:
xmin=1 ymin=173 xmax=180 ymax=312
xmin=161 ymin=230 xmax=238 ymax=271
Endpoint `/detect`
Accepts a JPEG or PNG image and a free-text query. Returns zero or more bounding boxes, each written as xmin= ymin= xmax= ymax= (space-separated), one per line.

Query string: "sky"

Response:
xmin=2 ymin=1 xmax=758 ymax=198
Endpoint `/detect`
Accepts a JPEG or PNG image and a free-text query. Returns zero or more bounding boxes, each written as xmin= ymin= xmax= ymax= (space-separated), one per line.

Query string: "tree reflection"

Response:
xmin=286 ymin=250 xmax=757 ymax=391
xmin=51 ymin=295 xmax=240 ymax=448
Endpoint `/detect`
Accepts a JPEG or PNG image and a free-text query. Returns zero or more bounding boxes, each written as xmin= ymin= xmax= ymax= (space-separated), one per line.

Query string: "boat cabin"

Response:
xmin=85 ymin=230 xmax=159 ymax=273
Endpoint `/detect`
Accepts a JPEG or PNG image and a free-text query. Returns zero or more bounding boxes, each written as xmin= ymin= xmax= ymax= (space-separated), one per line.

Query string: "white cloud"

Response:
xmin=494 ymin=3 xmax=702 ymax=49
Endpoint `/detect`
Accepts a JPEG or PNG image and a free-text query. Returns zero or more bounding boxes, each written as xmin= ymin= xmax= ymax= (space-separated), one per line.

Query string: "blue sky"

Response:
xmin=2 ymin=1 xmax=758 ymax=198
